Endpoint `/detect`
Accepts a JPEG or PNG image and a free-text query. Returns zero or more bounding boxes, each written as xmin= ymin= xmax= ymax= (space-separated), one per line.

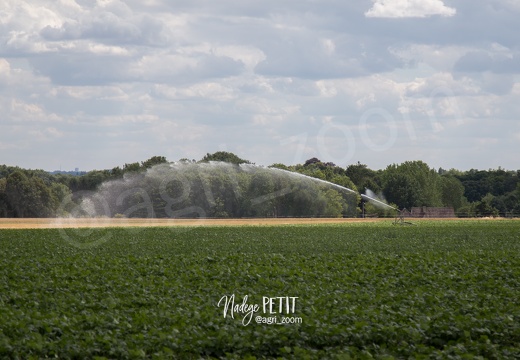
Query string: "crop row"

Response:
xmin=0 ymin=220 xmax=519 ymax=358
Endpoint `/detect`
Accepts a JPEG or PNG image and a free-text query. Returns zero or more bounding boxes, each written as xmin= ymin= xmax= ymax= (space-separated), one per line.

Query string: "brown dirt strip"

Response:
xmin=0 ymin=217 xmax=385 ymax=229
xmin=0 ymin=217 xmax=512 ymax=229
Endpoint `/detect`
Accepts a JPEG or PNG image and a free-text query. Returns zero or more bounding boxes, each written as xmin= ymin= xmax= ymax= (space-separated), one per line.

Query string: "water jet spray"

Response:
xmin=361 ymin=192 xmax=414 ymax=225
xmin=360 ymin=194 xmax=398 ymax=212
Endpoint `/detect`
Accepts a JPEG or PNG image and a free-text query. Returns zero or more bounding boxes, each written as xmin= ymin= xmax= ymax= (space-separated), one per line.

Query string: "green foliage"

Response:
xmin=282 ymin=158 xmax=359 ymax=217
xmin=440 ymin=175 xmax=467 ymax=211
xmin=4 ymin=171 xmax=56 ymax=217
xmin=84 ymin=162 xmax=359 ymax=219
xmin=346 ymin=161 xmax=382 ymax=193
xmin=320 ymin=189 xmax=343 ymax=217
xmin=123 ymin=162 xmax=141 ymax=172
xmin=1 ymin=154 xmax=520 ymax=218
xmin=475 ymin=193 xmax=500 ymax=217
xmin=269 ymin=163 xmax=290 ymax=170
xmin=363 ymin=200 xmax=398 ymax=218
xmin=200 ymin=151 xmax=251 ymax=165
xmin=1 ymin=221 xmax=520 ymax=358
xmin=141 ymin=156 xmax=168 ymax=169
xmin=457 ymin=168 xmax=519 ymax=202
xmin=382 ymin=161 xmax=443 ymax=209
xmin=0 ymin=178 xmax=9 ymax=217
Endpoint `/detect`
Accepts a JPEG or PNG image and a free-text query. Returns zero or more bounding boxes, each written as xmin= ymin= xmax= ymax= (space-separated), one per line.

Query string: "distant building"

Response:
xmin=408 ymin=206 xmax=455 ymax=218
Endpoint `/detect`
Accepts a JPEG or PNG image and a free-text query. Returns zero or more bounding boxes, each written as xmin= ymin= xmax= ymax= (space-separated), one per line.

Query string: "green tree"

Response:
xmin=269 ymin=163 xmax=290 ymax=170
xmin=5 ymin=171 xmax=55 ymax=217
xmin=50 ymin=182 xmax=73 ymax=216
xmin=247 ymin=171 xmax=276 ymax=217
xmin=381 ymin=170 xmax=419 ymax=210
xmin=346 ymin=162 xmax=381 ymax=193
xmin=363 ymin=201 xmax=398 ymax=218
xmin=321 ymin=189 xmax=343 ymax=217
xmin=440 ymin=175 xmax=466 ymax=210
xmin=200 ymin=151 xmax=251 ymax=165
xmin=110 ymin=166 xmax=124 ymax=178
xmin=29 ymin=176 xmax=56 ymax=217
xmin=276 ymin=158 xmax=360 ymax=217
xmin=141 ymin=156 xmax=168 ymax=169
xmin=123 ymin=162 xmax=141 ymax=173
xmin=5 ymin=171 xmax=32 ymax=218
xmin=382 ymin=161 xmax=442 ymax=209
xmin=475 ymin=193 xmax=499 ymax=217
xmin=78 ymin=170 xmax=110 ymax=191
xmin=0 ymin=178 xmax=10 ymax=217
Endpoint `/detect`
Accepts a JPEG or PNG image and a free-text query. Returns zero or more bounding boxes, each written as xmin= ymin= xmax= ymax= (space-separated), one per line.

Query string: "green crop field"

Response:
xmin=1 ymin=220 xmax=519 ymax=359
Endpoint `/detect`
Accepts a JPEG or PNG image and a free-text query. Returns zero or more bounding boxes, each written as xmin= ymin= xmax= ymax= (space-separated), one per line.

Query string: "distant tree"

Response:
xmin=28 ymin=176 xmax=56 ymax=217
xmin=78 ymin=170 xmax=109 ymax=191
xmin=300 ymin=167 xmax=326 ymax=180
xmin=50 ymin=182 xmax=73 ymax=216
xmin=346 ymin=162 xmax=382 ymax=194
xmin=475 ymin=193 xmax=499 ymax=217
xmin=123 ymin=162 xmax=141 ymax=173
xmin=440 ymin=175 xmax=466 ymax=210
xmin=248 ymin=171 xmax=276 ymax=217
xmin=321 ymin=189 xmax=343 ymax=217
xmin=210 ymin=197 xmax=229 ymax=218
xmin=491 ymin=191 xmax=519 ymax=217
xmin=280 ymin=160 xmax=359 ymax=217
xmin=269 ymin=163 xmax=290 ymax=170
xmin=363 ymin=200 xmax=398 ymax=218
xmin=200 ymin=151 xmax=251 ymax=165
xmin=0 ymin=178 xmax=10 ymax=217
xmin=381 ymin=171 xmax=419 ymax=210
xmin=5 ymin=171 xmax=32 ymax=217
xmin=141 ymin=156 xmax=168 ymax=169
xmin=5 ymin=171 xmax=55 ymax=217
xmin=382 ymin=161 xmax=442 ymax=209
xmin=110 ymin=166 xmax=124 ymax=178
xmin=456 ymin=168 xmax=519 ymax=203
xmin=304 ymin=157 xmax=321 ymax=166
xmin=514 ymin=183 xmax=520 ymax=216
xmin=456 ymin=203 xmax=476 ymax=218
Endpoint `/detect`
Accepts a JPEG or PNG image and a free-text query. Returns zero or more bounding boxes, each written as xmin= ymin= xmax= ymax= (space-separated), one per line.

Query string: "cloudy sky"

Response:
xmin=1 ymin=0 xmax=519 ymax=171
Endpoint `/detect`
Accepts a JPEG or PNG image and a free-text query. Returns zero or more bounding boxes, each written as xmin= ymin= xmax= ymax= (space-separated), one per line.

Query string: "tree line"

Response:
xmin=1 ymin=152 xmax=519 ymax=218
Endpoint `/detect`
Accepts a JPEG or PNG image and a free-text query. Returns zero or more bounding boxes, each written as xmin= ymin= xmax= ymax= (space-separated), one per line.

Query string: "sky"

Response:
xmin=1 ymin=0 xmax=519 ymax=172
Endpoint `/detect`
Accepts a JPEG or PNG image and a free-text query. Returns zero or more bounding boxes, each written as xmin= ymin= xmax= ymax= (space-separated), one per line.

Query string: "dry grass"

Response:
xmin=0 ymin=217 xmax=383 ymax=229
xmin=0 ymin=217 xmax=512 ymax=229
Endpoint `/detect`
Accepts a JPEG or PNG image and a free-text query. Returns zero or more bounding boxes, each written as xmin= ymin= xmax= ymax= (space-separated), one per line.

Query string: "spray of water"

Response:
xmin=361 ymin=189 xmax=397 ymax=211
xmin=71 ymin=162 xmax=360 ymax=218
xmin=268 ymin=167 xmax=357 ymax=195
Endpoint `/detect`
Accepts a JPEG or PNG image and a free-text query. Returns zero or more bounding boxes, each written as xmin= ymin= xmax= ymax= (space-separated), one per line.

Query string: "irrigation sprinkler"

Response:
xmin=360 ymin=194 xmax=415 ymax=225
xmin=393 ymin=209 xmax=415 ymax=226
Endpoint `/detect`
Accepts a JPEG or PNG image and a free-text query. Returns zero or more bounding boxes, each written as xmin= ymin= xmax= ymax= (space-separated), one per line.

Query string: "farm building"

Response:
xmin=403 ymin=206 xmax=455 ymax=218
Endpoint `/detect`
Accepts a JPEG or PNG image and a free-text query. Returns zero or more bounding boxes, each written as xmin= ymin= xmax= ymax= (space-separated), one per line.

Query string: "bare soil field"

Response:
xmin=0 ymin=217 xmax=512 ymax=229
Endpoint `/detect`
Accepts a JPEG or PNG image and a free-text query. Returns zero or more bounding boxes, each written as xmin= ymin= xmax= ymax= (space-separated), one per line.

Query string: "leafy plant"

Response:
xmin=0 ymin=220 xmax=519 ymax=358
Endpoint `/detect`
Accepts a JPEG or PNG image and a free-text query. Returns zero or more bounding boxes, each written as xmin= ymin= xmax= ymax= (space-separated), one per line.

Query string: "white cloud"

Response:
xmin=0 ymin=98 xmax=62 ymax=128
xmin=365 ymin=0 xmax=456 ymax=18
xmin=153 ymin=83 xmax=236 ymax=101
xmin=51 ymin=85 xmax=129 ymax=101
xmin=389 ymin=44 xmax=470 ymax=72
xmin=28 ymin=126 xmax=63 ymax=142
xmin=1 ymin=0 xmax=520 ymax=171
